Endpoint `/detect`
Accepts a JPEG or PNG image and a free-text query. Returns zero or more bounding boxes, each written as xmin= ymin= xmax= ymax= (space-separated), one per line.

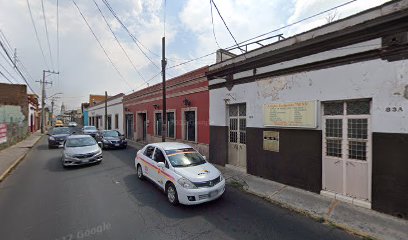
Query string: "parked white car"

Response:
xmin=135 ymin=142 xmax=225 ymax=205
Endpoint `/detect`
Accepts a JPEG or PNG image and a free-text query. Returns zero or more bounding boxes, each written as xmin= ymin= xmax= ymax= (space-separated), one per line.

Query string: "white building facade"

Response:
xmin=87 ymin=93 xmax=125 ymax=134
xmin=207 ymin=1 xmax=408 ymax=219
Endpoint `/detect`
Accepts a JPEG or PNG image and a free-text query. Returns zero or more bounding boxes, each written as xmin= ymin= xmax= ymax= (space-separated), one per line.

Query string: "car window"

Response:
xmin=153 ymin=149 xmax=165 ymax=163
xmin=65 ymin=137 xmax=96 ymax=147
xmin=52 ymin=127 xmax=70 ymax=135
xmin=102 ymin=131 xmax=119 ymax=137
xmin=165 ymin=148 xmax=206 ymax=167
xmin=84 ymin=126 xmax=97 ymax=130
xmin=144 ymin=146 xmax=155 ymax=159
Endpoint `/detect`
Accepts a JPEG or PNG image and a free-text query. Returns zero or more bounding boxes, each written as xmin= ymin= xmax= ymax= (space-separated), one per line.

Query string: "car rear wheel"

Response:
xmin=137 ymin=165 xmax=144 ymax=180
xmin=166 ymin=183 xmax=179 ymax=205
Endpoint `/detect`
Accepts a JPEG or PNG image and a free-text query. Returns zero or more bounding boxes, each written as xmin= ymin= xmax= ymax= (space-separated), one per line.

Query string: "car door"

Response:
xmin=152 ymin=148 xmax=169 ymax=189
xmin=140 ymin=146 xmax=156 ymax=180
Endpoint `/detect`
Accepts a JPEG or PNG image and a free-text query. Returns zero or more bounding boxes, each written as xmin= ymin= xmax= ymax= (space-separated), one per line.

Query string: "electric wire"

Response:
xmin=26 ymin=0 xmax=49 ymax=69
xmin=210 ymin=0 xmax=244 ymax=53
xmin=0 ymin=39 xmax=37 ymax=93
xmin=101 ymin=0 xmax=160 ymax=68
xmin=0 ymin=63 xmax=15 ymax=83
xmin=167 ymin=0 xmax=360 ymax=69
xmin=210 ymin=0 xmax=221 ymax=49
xmin=92 ymin=0 xmax=148 ymax=85
xmin=56 ymin=0 xmax=60 ymax=82
xmin=71 ymin=0 xmax=133 ymax=89
xmin=41 ymin=0 xmax=54 ymax=69
xmin=0 ymin=69 xmax=13 ymax=84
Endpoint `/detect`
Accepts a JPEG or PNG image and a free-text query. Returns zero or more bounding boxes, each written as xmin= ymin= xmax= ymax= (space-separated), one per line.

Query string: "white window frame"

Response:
xmin=322 ymin=100 xmax=372 ymax=202
xmin=181 ymin=107 xmax=198 ymax=143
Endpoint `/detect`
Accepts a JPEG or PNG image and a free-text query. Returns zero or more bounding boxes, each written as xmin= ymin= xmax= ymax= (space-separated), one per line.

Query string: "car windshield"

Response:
xmin=165 ymin=148 xmax=206 ymax=167
xmin=84 ymin=126 xmax=96 ymax=130
xmin=65 ymin=137 xmax=96 ymax=147
xmin=102 ymin=131 xmax=119 ymax=137
xmin=52 ymin=128 xmax=70 ymax=135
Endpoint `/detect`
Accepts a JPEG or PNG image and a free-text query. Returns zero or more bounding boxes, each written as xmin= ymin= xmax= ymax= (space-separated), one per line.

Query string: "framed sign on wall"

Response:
xmin=264 ymin=100 xmax=317 ymax=128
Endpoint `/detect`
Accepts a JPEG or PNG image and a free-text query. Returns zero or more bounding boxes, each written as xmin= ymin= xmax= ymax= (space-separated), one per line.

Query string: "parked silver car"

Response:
xmin=62 ymin=135 xmax=102 ymax=167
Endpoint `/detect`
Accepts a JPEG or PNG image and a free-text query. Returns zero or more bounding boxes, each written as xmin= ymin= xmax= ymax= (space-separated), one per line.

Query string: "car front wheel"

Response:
xmin=166 ymin=183 xmax=179 ymax=205
xmin=137 ymin=164 xmax=144 ymax=180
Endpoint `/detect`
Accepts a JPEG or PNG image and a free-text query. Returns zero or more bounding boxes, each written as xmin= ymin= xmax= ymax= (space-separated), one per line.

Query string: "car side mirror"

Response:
xmin=157 ymin=162 xmax=165 ymax=168
xmin=202 ymin=156 xmax=207 ymax=161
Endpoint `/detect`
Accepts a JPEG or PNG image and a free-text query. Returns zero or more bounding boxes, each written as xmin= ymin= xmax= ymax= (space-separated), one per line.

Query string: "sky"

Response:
xmin=0 ymin=0 xmax=390 ymax=111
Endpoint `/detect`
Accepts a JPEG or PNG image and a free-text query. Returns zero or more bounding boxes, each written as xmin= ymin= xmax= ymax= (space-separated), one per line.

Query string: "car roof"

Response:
xmin=67 ymin=134 xmax=93 ymax=139
xmin=148 ymin=142 xmax=193 ymax=151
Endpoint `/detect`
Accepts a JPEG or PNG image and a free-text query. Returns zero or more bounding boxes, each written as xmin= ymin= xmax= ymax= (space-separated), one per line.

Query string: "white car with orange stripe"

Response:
xmin=135 ymin=142 xmax=225 ymax=205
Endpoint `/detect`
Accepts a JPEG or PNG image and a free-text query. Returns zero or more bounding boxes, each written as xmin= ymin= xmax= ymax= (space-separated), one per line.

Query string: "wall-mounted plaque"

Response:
xmin=263 ymin=131 xmax=279 ymax=152
xmin=264 ymin=100 xmax=317 ymax=128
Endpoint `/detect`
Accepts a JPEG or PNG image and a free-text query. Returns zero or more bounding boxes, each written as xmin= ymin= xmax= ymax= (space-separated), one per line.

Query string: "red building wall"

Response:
xmin=123 ymin=66 xmax=209 ymax=154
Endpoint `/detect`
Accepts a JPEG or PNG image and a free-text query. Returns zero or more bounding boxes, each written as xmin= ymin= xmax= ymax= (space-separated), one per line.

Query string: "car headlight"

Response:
xmin=95 ymin=148 xmax=102 ymax=155
xmin=49 ymin=136 xmax=55 ymax=141
xmin=102 ymin=139 xmax=109 ymax=143
xmin=219 ymin=174 xmax=224 ymax=181
xmin=64 ymin=153 xmax=74 ymax=158
xmin=177 ymin=177 xmax=197 ymax=189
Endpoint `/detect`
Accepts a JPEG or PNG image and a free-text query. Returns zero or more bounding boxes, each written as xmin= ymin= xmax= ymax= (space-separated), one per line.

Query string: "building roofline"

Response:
xmin=87 ymin=93 xmax=124 ymax=109
xmin=207 ymin=0 xmax=408 ymax=78
xmin=123 ymin=65 xmax=208 ymax=101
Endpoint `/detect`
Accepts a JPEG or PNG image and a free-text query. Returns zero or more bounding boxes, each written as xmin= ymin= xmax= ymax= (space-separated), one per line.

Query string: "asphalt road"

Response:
xmin=0 ymin=136 xmax=360 ymax=240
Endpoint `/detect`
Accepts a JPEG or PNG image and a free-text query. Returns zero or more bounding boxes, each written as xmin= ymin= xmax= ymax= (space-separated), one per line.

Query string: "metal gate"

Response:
xmin=228 ymin=103 xmax=247 ymax=169
xmin=322 ymin=100 xmax=371 ymax=201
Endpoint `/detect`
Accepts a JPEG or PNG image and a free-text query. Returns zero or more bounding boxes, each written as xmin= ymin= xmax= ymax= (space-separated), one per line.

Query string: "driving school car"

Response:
xmin=135 ymin=142 xmax=225 ymax=205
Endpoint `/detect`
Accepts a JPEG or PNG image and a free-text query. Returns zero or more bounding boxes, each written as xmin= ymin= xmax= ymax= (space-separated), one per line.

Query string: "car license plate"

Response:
xmin=82 ymin=159 xmax=89 ymax=163
xmin=209 ymin=190 xmax=218 ymax=198
xmin=115 ymin=144 xmax=119 ymax=147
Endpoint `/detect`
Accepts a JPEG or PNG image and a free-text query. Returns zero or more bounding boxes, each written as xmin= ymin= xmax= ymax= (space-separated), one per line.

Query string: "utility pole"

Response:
xmin=37 ymin=70 xmax=59 ymax=133
xmin=105 ymin=91 xmax=108 ymax=130
xmin=161 ymin=37 xmax=167 ymax=142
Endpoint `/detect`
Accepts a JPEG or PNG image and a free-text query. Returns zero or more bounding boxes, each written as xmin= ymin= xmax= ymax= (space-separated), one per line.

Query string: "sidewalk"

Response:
xmin=217 ymin=164 xmax=407 ymax=240
xmin=0 ymin=131 xmax=43 ymax=182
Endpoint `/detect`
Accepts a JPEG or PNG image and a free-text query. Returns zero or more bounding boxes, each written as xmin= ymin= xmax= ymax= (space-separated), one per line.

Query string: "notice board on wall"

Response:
xmin=0 ymin=123 xmax=7 ymax=144
xmin=263 ymin=131 xmax=279 ymax=152
xmin=264 ymin=100 xmax=317 ymax=128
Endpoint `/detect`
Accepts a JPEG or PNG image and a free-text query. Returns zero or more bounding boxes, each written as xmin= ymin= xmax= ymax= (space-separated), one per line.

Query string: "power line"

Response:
xmin=0 ymin=69 xmax=13 ymax=84
xmin=0 ymin=63 xmax=16 ymax=83
xmin=234 ymin=0 xmax=358 ymax=47
xmin=71 ymin=0 xmax=133 ymax=89
xmin=0 ymin=39 xmax=37 ymax=94
xmin=0 ymin=31 xmax=14 ymax=55
xmin=26 ymin=0 xmax=49 ymax=69
xmin=209 ymin=0 xmax=221 ymax=49
xmin=101 ymin=0 xmax=161 ymax=69
xmin=167 ymin=0 xmax=360 ymax=69
xmin=125 ymin=71 xmax=162 ymax=94
xmin=210 ymin=0 xmax=244 ymax=54
xmin=41 ymin=0 xmax=54 ymax=69
xmin=92 ymin=0 xmax=148 ymax=85
xmin=56 ymin=0 xmax=60 ymax=80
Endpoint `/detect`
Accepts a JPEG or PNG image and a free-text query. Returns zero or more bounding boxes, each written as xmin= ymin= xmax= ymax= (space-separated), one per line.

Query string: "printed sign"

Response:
xmin=0 ymin=123 xmax=7 ymax=144
xmin=264 ymin=101 xmax=317 ymax=128
xmin=263 ymin=131 xmax=279 ymax=152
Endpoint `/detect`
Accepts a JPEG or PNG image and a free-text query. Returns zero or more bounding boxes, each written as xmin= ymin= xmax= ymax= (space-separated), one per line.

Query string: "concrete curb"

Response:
xmin=0 ymin=134 xmax=43 ymax=183
xmin=228 ymin=178 xmax=379 ymax=240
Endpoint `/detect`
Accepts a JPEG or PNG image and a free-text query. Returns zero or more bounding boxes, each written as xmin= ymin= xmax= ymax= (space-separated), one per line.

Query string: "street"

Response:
xmin=0 ymin=136 xmax=359 ymax=240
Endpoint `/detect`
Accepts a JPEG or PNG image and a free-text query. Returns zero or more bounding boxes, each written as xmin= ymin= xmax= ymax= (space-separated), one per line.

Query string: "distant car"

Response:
xmin=82 ymin=125 xmax=98 ymax=138
xmin=62 ymin=135 xmax=103 ymax=167
xmin=135 ymin=142 xmax=225 ymax=205
xmin=68 ymin=122 xmax=78 ymax=127
xmin=55 ymin=120 xmax=64 ymax=127
xmin=96 ymin=130 xmax=127 ymax=149
xmin=48 ymin=127 xmax=71 ymax=148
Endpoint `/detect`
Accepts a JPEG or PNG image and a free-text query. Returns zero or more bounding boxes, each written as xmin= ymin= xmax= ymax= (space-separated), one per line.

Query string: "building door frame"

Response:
xmin=136 ymin=111 xmax=147 ymax=141
xmin=125 ymin=113 xmax=134 ymax=140
xmin=227 ymin=103 xmax=247 ymax=170
xmin=321 ymin=100 xmax=372 ymax=207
